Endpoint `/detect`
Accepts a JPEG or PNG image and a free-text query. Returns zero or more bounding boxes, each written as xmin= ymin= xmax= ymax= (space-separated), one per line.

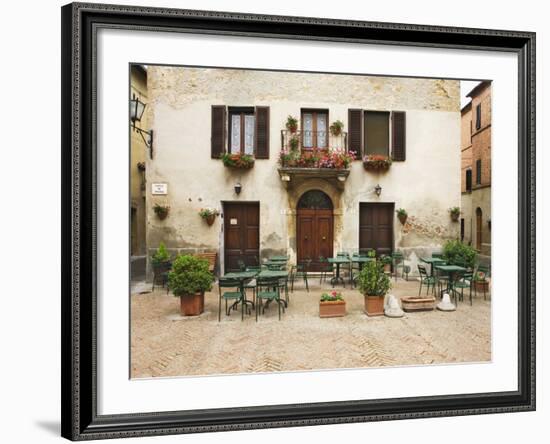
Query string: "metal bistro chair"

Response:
xmin=318 ymin=256 xmax=334 ymax=285
xmin=336 ymin=252 xmax=352 ymax=285
xmin=454 ymin=268 xmax=474 ymax=305
xmin=244 ymin=265 xmax=261 ymax=307
xmin=256 ymin=276 xmax=285 ymax=321
xmin=152 ymin=261 xmax=172 ymax=292
xmin=418 ymin=264 xmax=436 ymax=296
xmin=217 ymin=277 xmax=246 ymax=321
xmin=291 ymin=258 xmax=311 ymax=292
xmin=392 ymin=251 xmax=405 ymax=281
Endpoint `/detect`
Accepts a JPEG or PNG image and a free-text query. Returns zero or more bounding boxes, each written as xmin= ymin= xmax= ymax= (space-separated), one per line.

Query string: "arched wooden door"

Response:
xmin=476 ymin=207 xmax=483 ymax=250
xmin=296 ymin=190 xmax=334 ymax=271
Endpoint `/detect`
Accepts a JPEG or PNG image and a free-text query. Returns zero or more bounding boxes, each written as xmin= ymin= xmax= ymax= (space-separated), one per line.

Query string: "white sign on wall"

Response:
xmin=151 ymin=183 xmax=168 ymax=195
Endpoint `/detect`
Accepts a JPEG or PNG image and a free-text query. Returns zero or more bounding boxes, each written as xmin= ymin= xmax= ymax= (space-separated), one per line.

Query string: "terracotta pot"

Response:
xmin=451 ymin=212 xmax=460 ymax=222
xmin=364 ymin=294 xmax=385 ymax=316
xmin=179 ymin=292 xmax=205 ymax=316
xmin=205 ymin=214 xmax=216 ymax=226
xmin=397 ymin=214 xmax=408 ymax=225
xmin=383 ymin=263 xmax=391 ymax=273
xmin=401 ymin=296 xmax=436 ymax=312
xmin=474 ymin=280 xmax=489 ymax=292
xmin=156 ymin=210 xmax=169 ymax=220
xmin=319 ymin=300 xmax=346 ymax=318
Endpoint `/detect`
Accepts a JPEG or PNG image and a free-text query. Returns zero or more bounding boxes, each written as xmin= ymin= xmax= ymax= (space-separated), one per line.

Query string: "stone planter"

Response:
xmin=401 ymin=296 xmax=436 ymax=312
xmin=319 ymin=300 xmax=346 ymax=318
xmin=474 ymin=280 xmax=489 ymax=292
xmin=179 ymin=291 xmax=205 ymax=316
xmin=364 ymin=295 xmax=385 ymax=316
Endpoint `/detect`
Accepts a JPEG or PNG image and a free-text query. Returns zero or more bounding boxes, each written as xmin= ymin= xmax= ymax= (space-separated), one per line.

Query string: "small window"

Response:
xmin=228 ymin=107 xmax=255 ymax=155
xmin=301 ymin=110 xmax=328 ymax=150
xmin=466 ymin=169 xmax=472 ymax=192
xmin=460 ymin=218 xmax=465 ymax=242
xmin=364 ymin=111 xmax=390 ymax=156
xmin=476 ymin=159 xmax=482 ymax=185
xmin=475 ymin=104 xmax=481 ymax=130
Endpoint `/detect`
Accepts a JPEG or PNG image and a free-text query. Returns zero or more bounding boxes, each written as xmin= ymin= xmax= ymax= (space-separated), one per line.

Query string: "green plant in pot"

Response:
xmin=168 ymin=255 xmax=214 ymax=316
xmin=396 ymin=208 xmax=408 ymax=224
xmin=357 ymin=259 xmax=391 ymax=316
xmin=153 ymin=203 xmax=170 ymax=220
xmin=379 ymin=254 xmax=393 ymax=273
xmin=286 ymin=115 xmax=298 ymax=133
xmin=329 ymin=120 xmax=344 ymax=136
xmin=151 ymin=242 xmax=171 ymax=289
xmin=442 ymin=239 xmax=477 ymax=269
xmin=449 ymin=206 xmax=460 ymax=222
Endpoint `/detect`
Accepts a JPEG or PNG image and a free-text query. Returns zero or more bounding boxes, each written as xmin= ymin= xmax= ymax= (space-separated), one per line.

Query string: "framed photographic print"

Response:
xmin=61 ymin=2 xmax=536 ymax=440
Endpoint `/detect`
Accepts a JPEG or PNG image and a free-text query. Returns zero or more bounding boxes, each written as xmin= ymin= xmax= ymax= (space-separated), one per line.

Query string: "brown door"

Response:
xmin=224 ymin=202 xmax=260 ymax=272
xmin=359 ymin=203 xmax=394 ymax=256
xmin=296 ymin=190 xmax=334 ymax=271
xmin=476 ymin=207 xmax=482 ymax=250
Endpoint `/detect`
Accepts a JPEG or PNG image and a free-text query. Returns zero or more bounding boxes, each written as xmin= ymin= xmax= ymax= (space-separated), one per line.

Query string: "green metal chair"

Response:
xmin=434 ymin=264 xmax=450 ymax=298
xmin=318 ymin=256 xmax=334 ymax=285
xmin=418 ymin=264 xmax=436 ymax=296
xmin=432 ymin=252 xmax=443 ymax=259
xmin=392 ymin=251 xmax=405 ymax=281
xmin=474 ymin=264 xmax=490 ymax=300
xmin=291 ymin=258 xmax=311 ymax=292
xmin=256 ymin=276 xmax=285 ymax=321
xmin=218 ymin=277 xmax=246 ymax=321
xmin=152 ymin=261 xmax=172 ymax=292
xmin=454 ymin=269 xmax=474 ymax=305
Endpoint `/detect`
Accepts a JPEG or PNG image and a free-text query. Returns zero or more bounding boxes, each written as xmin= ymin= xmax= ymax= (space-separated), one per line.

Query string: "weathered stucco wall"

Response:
xmin=145 ymin=67 xmax=460 ymax=275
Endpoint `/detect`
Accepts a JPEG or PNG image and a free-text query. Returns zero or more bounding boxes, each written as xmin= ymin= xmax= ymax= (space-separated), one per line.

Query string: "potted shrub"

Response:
xmin=220 ymin=152 xmax=255 ymax=169
xmin=396 ymin=208 xmax=408 ymax=224
xmin=153 ymin=203 xmax=170 ymax=220
xmin=449 ymin=206 xmax=460 ymax=222
xmin=199 ymin=208 xmax=219 ymax=226
xmin=442 ymin=239 xmax=477 ymax=269
xmin=357 ymin=259 xmax=392 ymax=316
xmin=329 ymin=120 xmax=344 ymax=136
xmin=380 ymin=254 xmax=393 ymax=274
xmin=168 ymin=255 xmax=214 ymax=316
xmin=363 ymin=154 xmax=392 ymax=171
xmin=286 ymin=115 xmax=298 ymax=133
xmin=319 ymin=291 xmax=346 ymax=318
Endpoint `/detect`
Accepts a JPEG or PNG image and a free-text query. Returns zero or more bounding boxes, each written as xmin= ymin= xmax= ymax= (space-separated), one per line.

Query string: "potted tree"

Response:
xmin=168 ymin=255 xmax=214 ymax=316
xmin=442 ymin=239 xmax=477 ymax=269
xmin=286 ymin=115 xmax=298 ymax=133
xmin=319 ymin=291 xmax=346 ymax=318
xmin=199 ymin=208 xmax=219 ymax=226
xmin=449 ymin=206 xmax=460 ymax=222
xmin=357 ymin=259 xmax=392 ymax=316
xmin=153 ymin=203 xmax=170 ymax=220
xmin=329 ymin=120 xmax=344 ymax=136
xmin=396 ymin=208 xmax=408 ymax=224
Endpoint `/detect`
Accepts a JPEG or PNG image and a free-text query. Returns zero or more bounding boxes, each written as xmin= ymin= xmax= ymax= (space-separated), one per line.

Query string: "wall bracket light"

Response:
xmin=130 ymin=94 xmax=154 ymax=159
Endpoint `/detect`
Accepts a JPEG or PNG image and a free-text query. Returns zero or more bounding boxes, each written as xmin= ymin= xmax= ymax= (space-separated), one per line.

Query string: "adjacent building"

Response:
xmin=460 ymin=81 xmax=492 ymax=257
xmin=142 ymin=66 xmax=462 ymax=276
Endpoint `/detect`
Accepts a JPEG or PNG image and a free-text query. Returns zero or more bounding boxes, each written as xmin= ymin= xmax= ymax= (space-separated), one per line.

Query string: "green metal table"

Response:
xmin=222 ymin=270 xmax=258 ymax=316
xmin=420 ymin=257 xmax=446 ymax=276
xmin=327 ymin=257 xmax=350 ymax=287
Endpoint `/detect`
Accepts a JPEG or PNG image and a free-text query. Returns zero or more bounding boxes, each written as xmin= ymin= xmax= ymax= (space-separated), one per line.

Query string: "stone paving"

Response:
xmin=131 ymin=277 xmax=491 ymax=379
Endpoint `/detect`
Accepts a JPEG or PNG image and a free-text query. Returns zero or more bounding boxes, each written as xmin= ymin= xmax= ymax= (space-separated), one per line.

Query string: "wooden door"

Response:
xmin=224 ymin=202 xmax=260 ymax=272
xmin=296 ymin=190 xmax=334 ymax=271
xmin=359 ymin=203 xmax=394 ymax=256
xmin=476 ymin=207 xmax=482 ymax=250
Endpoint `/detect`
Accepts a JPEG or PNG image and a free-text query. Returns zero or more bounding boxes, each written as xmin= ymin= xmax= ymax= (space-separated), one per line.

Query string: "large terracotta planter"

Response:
xmin=364 ymin=294 xmax=385 ymax=316
xmin=401 ymin=296 xmax=436 ymax=312
xmin=179 ymin=291 xmax=205 ymax=316
xmin=319 ymin=300 xmax=346 ymax=318
xmin=474 ymin=280 xmax=489 ymax=292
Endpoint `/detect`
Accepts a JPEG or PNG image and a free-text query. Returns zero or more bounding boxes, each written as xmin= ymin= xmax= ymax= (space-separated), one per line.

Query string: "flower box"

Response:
xmin=362 ymin=154 xmax=392 ymax=171
xmin=220 ymin=152 xmax=255 ymax=169
xmin=319 ymin=300 xmax=346 ymax=318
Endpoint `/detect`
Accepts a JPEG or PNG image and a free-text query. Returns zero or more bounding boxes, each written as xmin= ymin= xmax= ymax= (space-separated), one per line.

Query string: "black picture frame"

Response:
xmin=61 ymin=2 xmax=536 ymax=440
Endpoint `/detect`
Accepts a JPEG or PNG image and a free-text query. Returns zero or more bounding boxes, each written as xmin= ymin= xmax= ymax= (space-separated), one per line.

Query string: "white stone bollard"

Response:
xmin=436 ymin=293 xmax=456 ymax=311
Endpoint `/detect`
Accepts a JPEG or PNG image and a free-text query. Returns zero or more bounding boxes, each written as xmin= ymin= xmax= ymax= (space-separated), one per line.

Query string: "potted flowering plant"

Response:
xmin=220 ymin=152 xmax=255 ymax=169
xmin=473 ymin=270 xmax=489 ymax=292
xmin=286 ymin=115 xmax=298 ymax=133
xmin=396 ymin=208 xmax=408 ymax=224
xmin=199 ymin=208 xmax=219 ymax=226
xmin=379 ymin=254 xmax=393 ymax=273
xmin=363 ymin=154 xmax=392 ymax=171
xmin=357 ymin=259 xmax=392 ymax=316
xmin=319 ymin=291 xmax=346 ymax=318
xmin=153 ymin=203 xmax=170 ymax=220
xmin=168 ymin=255 xmax=214 ymax=316
xmin=329 ymin=120 xmax=344 ymax=136
xmin=449 ymin=206 xmax=460 ymax=222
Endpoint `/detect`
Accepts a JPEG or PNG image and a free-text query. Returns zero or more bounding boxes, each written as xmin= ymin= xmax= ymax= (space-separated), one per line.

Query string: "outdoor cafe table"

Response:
xmin=420 ymin=257 xmax=446 ymax=276
xmin=222 ymin=270 xmax=258 ymax=316
xmin=268 ymin=256 xmax=288 ymax=261
xmin=434 ymin=264 xmax=466 ymax=302
xmin=328 ymin=257 xmax=350 ymax=287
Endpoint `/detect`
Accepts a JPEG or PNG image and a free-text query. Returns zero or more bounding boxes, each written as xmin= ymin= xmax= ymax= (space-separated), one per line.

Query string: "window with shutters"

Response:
xmin=475 ymin=104 xmax=481 ymax=130
xmin=301 ymin=109 xmax=328 ymax=150
xmin=358 ymin=110 xmax=406 ymax=161
xmin=364 ymin=111 xmax=390 ymax=156
xmin=228 ymin=107 xmax=255 ymax=155
xmin=466 ymin=169 xmax=472 ymax=192
xmin=476 ymin=159 xmax=482 ymax=184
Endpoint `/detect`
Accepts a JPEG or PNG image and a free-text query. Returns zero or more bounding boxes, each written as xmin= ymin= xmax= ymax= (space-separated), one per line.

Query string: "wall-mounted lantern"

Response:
xmin=234 ymin=182 xmax=242 ymax=195
xmin=374 ymin=184 xmax=382 ymax=196
xmin=130 ymin=93 xmax=154 ymax=159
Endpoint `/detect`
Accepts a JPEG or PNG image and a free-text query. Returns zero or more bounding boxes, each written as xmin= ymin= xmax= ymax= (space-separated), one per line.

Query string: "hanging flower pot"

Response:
xmin=199 ymin=208 xmax=219 ymax=226
xmin=153 ymin=204 xmax=170 ymax=220
xmin=449 ymin=207 xmax=460 ymax=222
xmin=396 ymin=208 xmax=408 ymax=225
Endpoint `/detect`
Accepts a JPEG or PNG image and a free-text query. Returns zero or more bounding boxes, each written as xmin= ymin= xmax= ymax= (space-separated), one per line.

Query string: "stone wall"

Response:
xmin=144 ymin=67 xmax=461 ymax=277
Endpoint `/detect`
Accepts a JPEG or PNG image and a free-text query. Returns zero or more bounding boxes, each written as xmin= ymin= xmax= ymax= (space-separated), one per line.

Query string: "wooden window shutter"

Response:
xmin=255 ymin=106 xmax=270 ymax=159
xmin=348 ymin=109 xmax=363 ymax=157
xmin=391 ymin=111 xmax=406 ymax=161
xmin=211 ymin=105 xmax=226 ymax=158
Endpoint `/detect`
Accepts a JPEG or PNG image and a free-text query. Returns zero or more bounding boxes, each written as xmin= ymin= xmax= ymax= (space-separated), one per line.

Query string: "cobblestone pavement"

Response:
xmin=131 ymin=278 xmax=491 ymax=378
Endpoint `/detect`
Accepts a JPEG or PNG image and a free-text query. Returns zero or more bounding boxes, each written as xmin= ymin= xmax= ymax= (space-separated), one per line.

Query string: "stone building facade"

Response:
xmin=460 ymin=81 xmax=492 ymax=257
xmin=142 ymin=66 xmax=461 ymax=276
